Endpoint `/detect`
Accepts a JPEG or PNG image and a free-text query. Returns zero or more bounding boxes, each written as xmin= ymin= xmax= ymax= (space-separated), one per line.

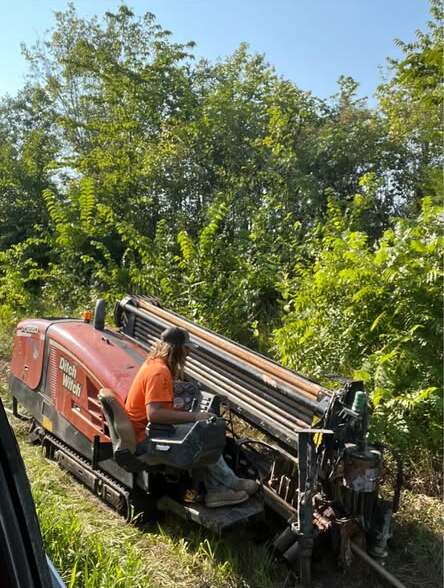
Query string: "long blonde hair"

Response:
xmin=147 ymin=340 xmax=187 ymax=379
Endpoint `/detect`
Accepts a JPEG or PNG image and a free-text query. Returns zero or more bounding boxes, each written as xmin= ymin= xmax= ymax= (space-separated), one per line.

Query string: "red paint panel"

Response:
xmin=49 ymin=343 xmax=109 ymax=442
xmin=45 ymin=322 xmax=145 ymax=443
xmin=12 ymin=317 xmax=146 ymax=444
xmin=10 ymin=320 xmax=49 ymax=390
xmin=47 ymin=322 xmax=144 ymax=403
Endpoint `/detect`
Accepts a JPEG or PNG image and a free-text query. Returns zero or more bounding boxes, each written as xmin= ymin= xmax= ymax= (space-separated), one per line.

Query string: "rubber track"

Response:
xmin=43 ymin=432 xmax=132 ymax=519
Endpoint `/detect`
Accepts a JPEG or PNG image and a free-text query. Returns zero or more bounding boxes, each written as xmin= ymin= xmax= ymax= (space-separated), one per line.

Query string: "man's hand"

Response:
xmin=193 ymin=411 xmax=212 ymax=421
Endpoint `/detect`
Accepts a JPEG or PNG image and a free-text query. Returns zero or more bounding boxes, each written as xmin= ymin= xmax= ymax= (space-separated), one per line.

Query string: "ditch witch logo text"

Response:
xmin=59 ymin=357 xmax=82 ymax=397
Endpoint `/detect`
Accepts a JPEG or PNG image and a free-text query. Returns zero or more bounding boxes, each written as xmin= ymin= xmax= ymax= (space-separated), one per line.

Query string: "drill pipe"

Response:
xmin=136 ymin=330 xmax=304 ymax=444
xmin=187 ymin=360 xmax=308 ymax=430
xmin=131 ymin=297 xmax=328 ymax=400
xmin=135 ymin=324 xmax=312 ymax=429
xmin=350 ymin=543 xmax=407 ymax=588
xmin=128 ymin=303 xmax=326 ymax=417
xmin=134 ymin=317 xmax=313 ymax=423
xmin=133 ymin=309 xmax=314 ymax=408
xmin=139 ymin=330 xmax=305 ymax=435
xmin=188 ymin=348 xmax=314 ymax=421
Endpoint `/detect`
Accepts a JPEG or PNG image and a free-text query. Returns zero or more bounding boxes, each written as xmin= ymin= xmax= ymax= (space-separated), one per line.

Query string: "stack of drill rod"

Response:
xmin=117 ymin=296 xmax=332 ymax=449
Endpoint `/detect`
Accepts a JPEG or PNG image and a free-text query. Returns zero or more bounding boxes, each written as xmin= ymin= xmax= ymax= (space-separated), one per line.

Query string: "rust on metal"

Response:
xmin=134 ymin=296 xmax=328 ymax=400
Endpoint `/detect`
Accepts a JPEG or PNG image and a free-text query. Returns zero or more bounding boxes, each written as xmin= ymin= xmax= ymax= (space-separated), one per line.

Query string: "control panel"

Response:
xmin=198 ymin=390 xmax=219 ymax=414
xmin=173 ymin=381 xmax=219 ymax=415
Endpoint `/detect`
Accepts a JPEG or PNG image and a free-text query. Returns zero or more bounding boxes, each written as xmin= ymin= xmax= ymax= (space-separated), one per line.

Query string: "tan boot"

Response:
xmin=205 ymin=488 xmax=249 ymax=508
xmin=232 ymin=478 xmax=259 ymax=496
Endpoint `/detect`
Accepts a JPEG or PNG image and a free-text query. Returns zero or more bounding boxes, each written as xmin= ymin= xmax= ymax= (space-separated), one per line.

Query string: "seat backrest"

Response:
xmin=98 ymin=388 xmax=137 ymax=454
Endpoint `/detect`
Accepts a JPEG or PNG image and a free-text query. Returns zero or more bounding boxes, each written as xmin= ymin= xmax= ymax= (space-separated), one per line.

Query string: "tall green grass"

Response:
xmin=34 ymin=490 xmax=153 ymax=588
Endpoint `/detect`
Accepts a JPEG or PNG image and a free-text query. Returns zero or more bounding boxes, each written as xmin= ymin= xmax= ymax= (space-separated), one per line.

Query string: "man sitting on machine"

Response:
xmin=125 ymin=327 xmax=258 ymax=508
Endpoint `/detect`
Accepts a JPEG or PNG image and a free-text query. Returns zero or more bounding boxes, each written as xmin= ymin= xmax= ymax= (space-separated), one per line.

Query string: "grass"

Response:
xmin=387 ymin=491 xmax=443 ymax=588
xmin=15 ymin=423 xmax=443 ymax=588
xmin=0 ymin=324 xmax=442 ymax=588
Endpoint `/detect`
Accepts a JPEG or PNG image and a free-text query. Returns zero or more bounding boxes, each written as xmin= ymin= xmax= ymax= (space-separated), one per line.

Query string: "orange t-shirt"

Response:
xmin=125 ymin=358 xmax=173 ymax=442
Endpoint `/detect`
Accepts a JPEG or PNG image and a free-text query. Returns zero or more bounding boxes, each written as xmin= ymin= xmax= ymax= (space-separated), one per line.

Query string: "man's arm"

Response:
xmin=147 ymin=402 xmax=212 ymax=424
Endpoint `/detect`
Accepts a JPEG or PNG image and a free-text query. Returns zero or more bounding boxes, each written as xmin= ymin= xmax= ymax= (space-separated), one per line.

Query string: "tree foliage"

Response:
xmin=377 ymin=0 xmax=443 ymax=208
xmin=0 ymin=3 xmax=442 ymax=467
xmin=274 ymin=196 xmax=443 ymax=455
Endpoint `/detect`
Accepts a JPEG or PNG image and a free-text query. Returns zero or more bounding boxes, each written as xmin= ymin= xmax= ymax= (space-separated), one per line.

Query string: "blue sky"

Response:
xmin=0 ymin=0 xmax=430 ymax=103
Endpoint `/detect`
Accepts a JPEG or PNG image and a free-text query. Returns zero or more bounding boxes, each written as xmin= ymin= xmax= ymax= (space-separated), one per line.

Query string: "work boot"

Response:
xmin=232 ymin=478 xmax=259 ymax=496
xmin=205 ymin=488 xmax=249 ymax=508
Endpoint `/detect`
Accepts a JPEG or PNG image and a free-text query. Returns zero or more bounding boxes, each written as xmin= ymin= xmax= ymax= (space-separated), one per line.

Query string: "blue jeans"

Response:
xmin=195 ymin=456 xmax=241 ymax=491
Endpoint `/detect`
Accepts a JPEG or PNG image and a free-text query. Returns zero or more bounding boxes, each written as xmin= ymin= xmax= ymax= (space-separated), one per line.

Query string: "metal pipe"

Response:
xmin=187 ymin=357 xmax=309 ymax=429
xmin=189 ymin=346 xmax=314 ymax=420
xmin=140 ymin=328 xmax=308 ymax=432
xmin=190 ymin=337 xmax=318 ymax=408
xmin=145 ymin=332 xmax=301 ymax=434
xmin=185 ymin=364 xmax=299 ymax=446
xmin=129 ymin=298 xmax=328 ymax=400
xmin=132 ymin=324 xmax=314 ymax=425
xmin=188 ymin=362 xmax=302 ymax=431
xmin=134 ymin=297 xmax=322 ymax=394
xmin=138 ymin=331 xmax=302 ymax=444
xmin=134 ymin=327 xmax=320 ymax=422
xmin=350 ymin=543 xmax=407 ymax=588
xmin=262 ymin=484 xmax=297 ymax=519
xmin=136 ymin=325 xmax=313 ymax=426
xmin=133 ymin=325 xmax=332 ymax=436
xmin=129 ymin=304 xmax=324 ymax=415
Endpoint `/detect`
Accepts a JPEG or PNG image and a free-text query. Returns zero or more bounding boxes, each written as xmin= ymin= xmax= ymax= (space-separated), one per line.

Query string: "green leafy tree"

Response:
xmin=0 ymin=87 xmax=57 ymax=250
xmin=23 ymin=4 xmax=197 ymax=236
xmin=274 ymin=196 xmax=443 ymax=456
xmin=0 ymin=1 xmax=441 ymax=469
xmin=377 ymin=0 xmax=443 ymax=208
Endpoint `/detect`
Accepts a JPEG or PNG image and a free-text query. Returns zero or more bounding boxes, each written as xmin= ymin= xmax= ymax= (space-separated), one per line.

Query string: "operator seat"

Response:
xmin=99 ymin=387 xmax=226 ymax=471
xmin=98 ymin=388 xmax=145 ymax=472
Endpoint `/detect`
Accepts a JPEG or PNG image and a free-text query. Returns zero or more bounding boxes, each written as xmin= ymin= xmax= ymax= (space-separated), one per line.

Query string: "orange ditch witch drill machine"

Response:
xmin=9 ymin=295 xmax=403 ymax=586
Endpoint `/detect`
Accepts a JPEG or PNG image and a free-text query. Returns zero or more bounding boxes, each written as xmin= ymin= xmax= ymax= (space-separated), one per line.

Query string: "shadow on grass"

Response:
xmin=386 ymin=515 xmax=443 ymax=588
xmin=145 ymin=512 xmax=296 ymax=588
xmin=142 ymin=502 xmax=443 ymax=588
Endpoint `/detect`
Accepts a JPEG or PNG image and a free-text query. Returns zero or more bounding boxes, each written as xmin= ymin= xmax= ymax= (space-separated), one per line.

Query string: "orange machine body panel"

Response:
xmin=11 ymin=319 xmax=146 ymax=443
xmin=10 ymin=319 xmax=50 ymax=390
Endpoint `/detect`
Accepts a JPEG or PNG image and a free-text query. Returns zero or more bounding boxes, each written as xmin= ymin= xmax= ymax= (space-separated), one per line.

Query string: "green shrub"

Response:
xmin=274 ymin=197 xmax=443 ymax=459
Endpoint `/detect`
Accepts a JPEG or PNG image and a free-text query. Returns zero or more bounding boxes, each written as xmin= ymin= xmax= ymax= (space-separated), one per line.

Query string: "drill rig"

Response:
xmin=9 ymin=295 xmax=402 ymax=586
